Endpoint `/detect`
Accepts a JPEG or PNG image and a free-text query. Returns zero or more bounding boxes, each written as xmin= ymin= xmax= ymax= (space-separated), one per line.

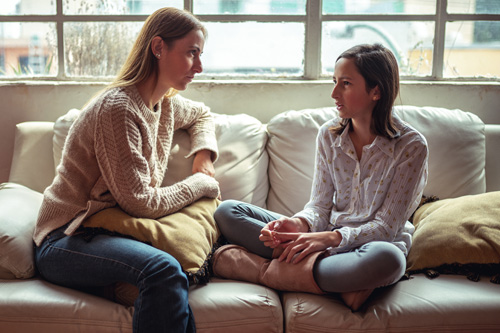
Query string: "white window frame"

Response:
xmin=1 ymin=0 xmax=499 ymax=81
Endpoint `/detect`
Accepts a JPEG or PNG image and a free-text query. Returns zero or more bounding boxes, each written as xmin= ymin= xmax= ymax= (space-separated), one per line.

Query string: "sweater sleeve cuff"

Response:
xmin=183 ymin=172 xmax=220 ymax=200
xmin=185 ymin=132 xmax=219 ymax=162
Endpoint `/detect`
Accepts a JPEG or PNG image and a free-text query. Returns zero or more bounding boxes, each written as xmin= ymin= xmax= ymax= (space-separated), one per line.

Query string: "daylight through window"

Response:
xmin=0 ymin=0 xmax=498 ymax=80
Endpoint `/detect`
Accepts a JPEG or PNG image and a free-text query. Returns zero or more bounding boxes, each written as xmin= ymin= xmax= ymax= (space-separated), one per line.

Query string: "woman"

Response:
xmin=33 ymin=7 xmax=218 ymax=333
xmin=213 ymin=44 xmax=428 ymax=311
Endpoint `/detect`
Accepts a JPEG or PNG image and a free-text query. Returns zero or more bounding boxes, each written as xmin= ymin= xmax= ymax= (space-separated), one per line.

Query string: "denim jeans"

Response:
xmin=214 ymin=199 xmax=406 ymax=293
xmin=35 ymin=226 xmax=195 ymax=333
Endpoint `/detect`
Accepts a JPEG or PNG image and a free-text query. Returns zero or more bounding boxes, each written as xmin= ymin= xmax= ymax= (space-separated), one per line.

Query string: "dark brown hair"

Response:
xmin=330 ymin=43 xmax=400 ymax=139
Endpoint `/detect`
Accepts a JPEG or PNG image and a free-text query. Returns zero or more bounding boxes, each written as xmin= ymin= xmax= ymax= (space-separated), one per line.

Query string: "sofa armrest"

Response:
xmin=485 ymin=124 xmax=500 ymax=192
xmin=0 ymin=183 xmax=43 ymax=279
xmin=8 ymin=121 xmax=55 ymax=194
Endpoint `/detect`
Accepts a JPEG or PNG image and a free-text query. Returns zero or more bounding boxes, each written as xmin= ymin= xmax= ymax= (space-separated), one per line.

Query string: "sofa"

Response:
xmin=1 ymin=104 xmax=500 ymax=333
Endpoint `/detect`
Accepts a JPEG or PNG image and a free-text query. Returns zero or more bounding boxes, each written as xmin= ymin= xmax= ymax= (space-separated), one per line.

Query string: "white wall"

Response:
xmin=1 ymin=80 xmax=499 ymax=183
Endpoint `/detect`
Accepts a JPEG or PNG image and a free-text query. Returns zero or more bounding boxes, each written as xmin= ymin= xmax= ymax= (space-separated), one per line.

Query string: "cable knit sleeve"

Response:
xmin=94 ymin=93 xmax=219 ymax=219
xmin=169 ymin=95 xmax=219 ymax=162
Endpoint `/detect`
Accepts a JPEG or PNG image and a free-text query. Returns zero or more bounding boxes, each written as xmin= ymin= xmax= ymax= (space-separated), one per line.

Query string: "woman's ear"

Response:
xmin=372 ymin=86 xmax=381 ymax=101
xmin=151 ymin=36 xmax=164 ymax=59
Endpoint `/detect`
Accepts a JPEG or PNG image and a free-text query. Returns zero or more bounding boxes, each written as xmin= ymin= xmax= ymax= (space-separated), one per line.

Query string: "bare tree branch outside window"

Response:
xmin=62 ymin=0 xmax=139 ymax=77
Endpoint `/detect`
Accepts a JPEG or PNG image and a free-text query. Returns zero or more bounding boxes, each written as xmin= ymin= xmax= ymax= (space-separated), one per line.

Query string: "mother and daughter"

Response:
xmin=33 ymin=6 xmax=428 ymax=333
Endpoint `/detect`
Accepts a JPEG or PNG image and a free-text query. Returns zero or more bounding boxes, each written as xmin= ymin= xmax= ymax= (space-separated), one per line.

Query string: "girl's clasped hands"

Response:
xmin=259 ymin=217 xmax=342 ymax=264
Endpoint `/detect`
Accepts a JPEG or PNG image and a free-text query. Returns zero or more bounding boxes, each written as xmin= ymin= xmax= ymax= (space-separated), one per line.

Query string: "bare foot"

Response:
xmin=341 ymin=289 xmax=374 ymax=311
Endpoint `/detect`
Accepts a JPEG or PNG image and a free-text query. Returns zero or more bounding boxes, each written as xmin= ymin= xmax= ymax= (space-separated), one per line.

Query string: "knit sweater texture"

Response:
xmin=33 ymin=85 xmax=219 ymax=246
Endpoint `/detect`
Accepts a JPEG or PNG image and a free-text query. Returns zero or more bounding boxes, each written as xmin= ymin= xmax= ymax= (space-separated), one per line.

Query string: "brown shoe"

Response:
xmin=212 ymin=244 xmax=324 ymax=294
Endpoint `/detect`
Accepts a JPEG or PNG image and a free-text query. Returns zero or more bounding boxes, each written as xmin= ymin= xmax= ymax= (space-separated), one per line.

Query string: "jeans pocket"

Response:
xmin=46 ymin=225 xmax=69 ymax=244
xmin=35 ymin=225 xmax=68 ymax=268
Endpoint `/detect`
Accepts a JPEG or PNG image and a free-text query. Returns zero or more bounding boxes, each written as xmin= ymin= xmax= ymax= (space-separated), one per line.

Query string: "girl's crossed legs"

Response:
xmin=214 ymin=199 xmax=406 ymax=293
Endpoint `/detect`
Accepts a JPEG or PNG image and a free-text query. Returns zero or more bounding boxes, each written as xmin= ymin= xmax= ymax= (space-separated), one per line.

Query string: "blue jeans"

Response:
xmin=215 ymin=200 xmax=406 ymax=292
xmin=35 ymin=226 xmax=195 ymax=333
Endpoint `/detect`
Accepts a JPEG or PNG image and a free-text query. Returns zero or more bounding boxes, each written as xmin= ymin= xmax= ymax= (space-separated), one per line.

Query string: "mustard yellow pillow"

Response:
xmin=83 ymin=198 xmax=221 ymax=284
xmin=407 ymin=191 xmax=500 ymax=272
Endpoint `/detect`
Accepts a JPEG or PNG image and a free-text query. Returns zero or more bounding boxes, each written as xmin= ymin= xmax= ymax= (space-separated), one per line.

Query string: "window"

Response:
xmin=0 ymin=0 xmax=498 ymax=80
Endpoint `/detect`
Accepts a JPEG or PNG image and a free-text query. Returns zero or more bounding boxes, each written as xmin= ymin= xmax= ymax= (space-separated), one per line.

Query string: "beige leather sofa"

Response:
xmin=1 ymin=105 xmax=500 ymax=332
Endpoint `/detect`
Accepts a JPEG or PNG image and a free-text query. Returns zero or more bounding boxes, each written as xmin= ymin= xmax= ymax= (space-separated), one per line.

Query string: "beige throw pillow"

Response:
xmin=407 ymin=191 xmax=500 ymax=272
xmin=83 ymin=198 xmax=221 ymax=284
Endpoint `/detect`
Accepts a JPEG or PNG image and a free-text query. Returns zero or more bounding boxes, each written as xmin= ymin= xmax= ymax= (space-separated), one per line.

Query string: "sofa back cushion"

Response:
xmin=162 ymin=113 xmax=269 ymax=207
xmin=8 ymin=122 xmax=55 ymax=193
xmin=266 ymin=105 xmax=486 ymax=217
xmin=52 ymin=109 xmax=269 ymax=207
xmin=266 ymin=107 xmax=337 ymax=215
xmin=394 ymin=105 xmax=485 ymax=199
xmin=10 ymin=104 xmax=486 ymax=214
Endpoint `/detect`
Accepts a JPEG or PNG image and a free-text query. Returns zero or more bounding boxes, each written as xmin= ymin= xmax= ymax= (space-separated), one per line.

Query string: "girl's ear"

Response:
xmin=151 ymin=36 xmax=164 ymax=58
xmin=372 ymin=85 xmax=381 ymax=101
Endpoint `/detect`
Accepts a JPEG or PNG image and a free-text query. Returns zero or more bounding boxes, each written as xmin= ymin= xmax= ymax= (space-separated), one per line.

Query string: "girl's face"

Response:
xmin=331 ymin=57 xmax=379 ymax=122
xmin=158 ymin=29 xmax=204 ymax=91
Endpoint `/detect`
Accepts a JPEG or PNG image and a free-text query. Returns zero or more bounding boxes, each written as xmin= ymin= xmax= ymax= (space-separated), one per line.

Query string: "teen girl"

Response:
xmin=212 ymin=44 xmax=428 ymax=311
xmin=34 ymin=8 xmax=219 ymax=332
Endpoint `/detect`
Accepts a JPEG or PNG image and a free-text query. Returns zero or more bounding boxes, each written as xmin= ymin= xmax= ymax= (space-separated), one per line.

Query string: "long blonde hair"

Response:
xmin=109 ymin=7 xmax=206 ymax=97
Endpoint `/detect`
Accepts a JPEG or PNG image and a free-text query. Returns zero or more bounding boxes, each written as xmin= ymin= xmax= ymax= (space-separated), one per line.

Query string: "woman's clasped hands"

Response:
xmin=259 ymin=217 xmax=342 ymax=264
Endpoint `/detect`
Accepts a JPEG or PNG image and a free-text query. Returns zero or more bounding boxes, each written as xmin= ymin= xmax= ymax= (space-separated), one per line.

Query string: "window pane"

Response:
xmin=322 ymin=21 xmax=435 ymax=76
xmin=448 ymin=0 xmax=500 ymax=14
xmin=201 ymin=22 xmax=304 ymax=76
xmin=0 ymin=22 xmax=57 ymax=77
xmin=323 ymin=0 xmax=436 ymax=15
xmin=194 ymin=0 xmax=306 ymax=15
xmin=127 ymin=0 xmax=183 ymax=15
xmin=63 ymin=0 xmax=182 ymax=15
xmin=64 ymin=22 xmax=142 ymax=77
xmin=444 ymin=21 xmax=500 ymax=78
xmin=0 ymin=0 xmax=55 ymax=15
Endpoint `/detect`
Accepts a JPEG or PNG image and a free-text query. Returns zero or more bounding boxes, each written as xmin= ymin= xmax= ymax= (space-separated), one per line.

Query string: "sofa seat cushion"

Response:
xmin=0 ymin=278 xmax=283 ymax=333
xmin=282 ymin=274 xmax=500 ymax=333
xmin=190 ymin=278 xmax=283 ymax=333
xmin=0 ymin=278 xmax=133 ymax=333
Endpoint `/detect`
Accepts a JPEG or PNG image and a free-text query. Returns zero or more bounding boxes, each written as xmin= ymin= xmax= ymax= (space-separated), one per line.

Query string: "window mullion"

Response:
xmin=56 ymin=0 xmax=64 ymax=80
xmin=184 ymin=0 xmax=193 ymax=13
xmin=304 ymin=0 xmax=321 ymax=80
xmin=432 ymin=0 xmax=447 ymax=79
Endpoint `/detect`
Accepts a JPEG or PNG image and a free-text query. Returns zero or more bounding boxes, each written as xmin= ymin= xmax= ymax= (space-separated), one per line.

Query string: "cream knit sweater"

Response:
xmin=33 ymin=85 xmax=219 ymax=246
